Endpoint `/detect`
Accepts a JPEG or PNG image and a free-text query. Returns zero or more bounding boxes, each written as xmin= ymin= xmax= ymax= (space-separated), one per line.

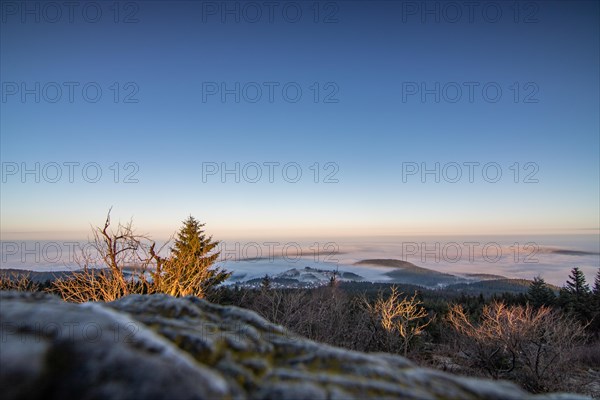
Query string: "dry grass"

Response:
xmin=52 ymin=268 xmax=147 ymax=303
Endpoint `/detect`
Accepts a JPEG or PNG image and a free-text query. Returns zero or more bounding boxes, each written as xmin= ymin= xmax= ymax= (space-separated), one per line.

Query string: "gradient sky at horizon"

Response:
xmin=1 ymin=0 xmax=599 ymax=241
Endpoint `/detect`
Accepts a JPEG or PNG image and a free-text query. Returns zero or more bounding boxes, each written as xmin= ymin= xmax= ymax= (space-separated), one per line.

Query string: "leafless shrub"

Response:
xmin=253 ymin=287 xmax=307 ymax=327
xmin=363 ymin=286 xmax=432 ymax=356
xmin=0 ymin=273 xmax=39 ymax=292
xmin=52 ymin=210 xmax=158 ymax=303
xmin=243 ymin=286 xmax=372 ymax=350
xmin=569 ymin=342 xmax=600 ymax=368
xmin=286 ymin=287 xmax=352 ymax=345
xmin=447 ymin=301 xmax=589 ymax=392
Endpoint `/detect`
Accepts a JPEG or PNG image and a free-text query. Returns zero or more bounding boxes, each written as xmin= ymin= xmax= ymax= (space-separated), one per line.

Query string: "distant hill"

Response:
xmin=0 ymin=269 xmax=74 ymax=283
xmin=355 ymin=259 xmax=467 ymax=288
xmin=550 ymin=249 xmax=599 ymax=256
xmin=276 ymin=267 xmax=364 ymax=283
xmin=234 ymin=266 xmax=365 ymax=289
xmin=462 ymin=273 xmax=508 ymax=280
xmin=446 ymin=278 xmax=559 ymax=295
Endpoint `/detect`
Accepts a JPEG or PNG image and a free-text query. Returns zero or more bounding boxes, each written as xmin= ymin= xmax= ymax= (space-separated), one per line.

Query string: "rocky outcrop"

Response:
xmin=0 ymin=291 xmax=589 ymax=399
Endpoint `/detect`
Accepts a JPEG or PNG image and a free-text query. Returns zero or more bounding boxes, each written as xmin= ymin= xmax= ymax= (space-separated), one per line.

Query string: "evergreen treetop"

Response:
xmin=559 ymin=267 xmax=593 ymax=322
xmin=527 ymin=276 xmax=556 ymax=308
xmin=169 ymin=216 xmax=230 ymax=292
xmin=564 ymin=267 xmax=591 ymax=296
xmin=172 ymin=216 xmax=220 ymax=262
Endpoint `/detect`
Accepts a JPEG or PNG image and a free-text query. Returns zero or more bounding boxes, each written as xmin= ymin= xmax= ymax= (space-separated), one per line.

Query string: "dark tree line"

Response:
xmin=527 ymin=267 xmax=600 ymax=334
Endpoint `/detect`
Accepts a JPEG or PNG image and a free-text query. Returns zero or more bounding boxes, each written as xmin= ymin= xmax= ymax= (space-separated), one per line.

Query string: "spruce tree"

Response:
xmin=591 ymin=268 xmax=600 ymax=334
xmin=170 ymin=216 xmax=231 ymax=293
xmin=559 ymin=267 xmax=592 ymax=322
xmin=592 ymin=268 xmax=600 ymax=313
xmin=527 ymin=276 xmax=556 ymax=308
xmin=564 ymin=267 xmax=591 ymax=295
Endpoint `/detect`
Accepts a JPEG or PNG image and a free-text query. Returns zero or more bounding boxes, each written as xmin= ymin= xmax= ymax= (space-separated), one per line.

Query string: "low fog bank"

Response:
xmin=1 ymin=234 xmax=598 ymax=287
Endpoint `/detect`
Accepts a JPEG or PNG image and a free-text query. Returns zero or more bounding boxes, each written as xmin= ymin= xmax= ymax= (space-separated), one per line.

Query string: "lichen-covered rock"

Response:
xmin=0 ymin=291 xmax=590 ymax=399
xmin=0 ymin=291 xmax=231 ymax=400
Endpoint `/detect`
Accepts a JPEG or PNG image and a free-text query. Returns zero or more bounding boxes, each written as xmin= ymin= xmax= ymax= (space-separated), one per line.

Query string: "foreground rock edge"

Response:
xmin=0 ymin=291 xmax=590 ymax=400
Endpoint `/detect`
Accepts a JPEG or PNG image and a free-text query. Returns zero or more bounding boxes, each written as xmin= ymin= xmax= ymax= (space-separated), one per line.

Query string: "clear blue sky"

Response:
xmin=1 ymin=0 xmax=598 ymax=240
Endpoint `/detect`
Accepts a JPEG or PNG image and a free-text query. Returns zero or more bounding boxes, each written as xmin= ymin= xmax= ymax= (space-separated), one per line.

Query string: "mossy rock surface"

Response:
xmin=0 ymin=291 xmax=589 ymax=399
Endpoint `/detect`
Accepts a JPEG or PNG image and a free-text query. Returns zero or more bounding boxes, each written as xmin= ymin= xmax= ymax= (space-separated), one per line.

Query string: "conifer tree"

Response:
xmin=558 ymin=267 xmax=592 ymax=322
xmin=592 ymin=268 xmax=600 ymax=312
xmin=169 ymin=216 xmax=231 ymax=294
xmin=564 ymin=267 xmax=591 ymax=295
xmin=591 ymin=268 xmax=600 ymax=334
xmin=527 ymin=276 xmax=556 ymax=308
